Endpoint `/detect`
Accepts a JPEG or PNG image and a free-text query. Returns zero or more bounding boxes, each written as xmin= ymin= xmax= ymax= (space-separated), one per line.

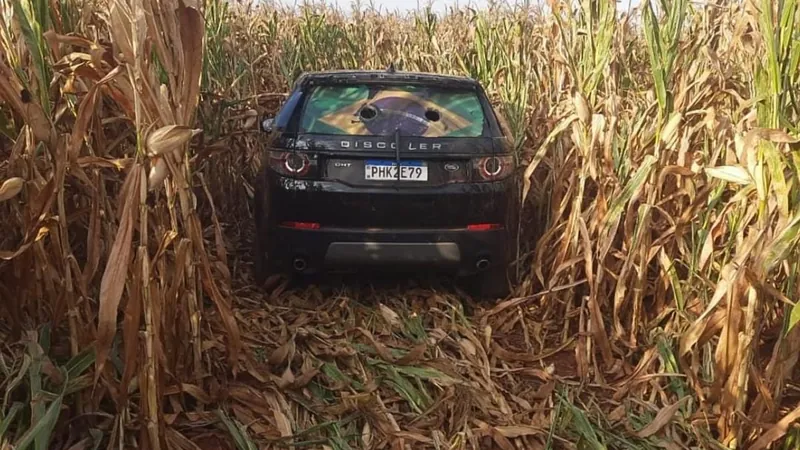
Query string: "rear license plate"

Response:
xmin=364 ymin=160 xmax=428 ymax=181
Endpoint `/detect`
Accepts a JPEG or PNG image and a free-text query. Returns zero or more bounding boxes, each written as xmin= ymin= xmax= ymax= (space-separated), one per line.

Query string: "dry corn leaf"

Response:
xmin=635 ymin=397 xmax=688 ymax=438
xmin=362 ymin=422 xmax=373 ymax=449
xmin=743 ymin=128 xmax=800 ymax=150
xmin=96 ymin=164 xmax=142 ymax=378
xmin=748 ymin=404 xmax=800 ymax=450
xmin=395 ymin=343 xmax=427 ymax=365
xmin=392 ymin=432 xmax=433 ymax=444
xmin=760 ymin=213 xmax=800 ymax=273
xmin=0 ymin=60 xmax=27 ymax=119
xmin=268 ymin=337 xmax=295 ymax=366
xmin=42 ymin=30 xmax=95 ymax=49
xmin=699 ymin=207 xmax=730 ymax=271
xmin=120 ymin=246 xmax=143 ymax=405
xmin=357 ymin=327 xmax=396 ymax=362
xmin=522 ymin=115 xmax=579 ymax=202
xmin=109 ymin=0 xmax=134 ymax=63
xmin=191 ymin=214 xmax=242 ymax=365
xmin=459 ymin=338 xmax=477 ymax=357
xmin=705 ymin=165 xmax=752 ymax=185
xmin=658 ymin=165 xmax=697 ymax=186
xmin=288 ymin=365 xmax=320 ymax=389
xmin=0 ymin=178 xmax=24 ymax=202
xmin=532 ymin=381 xmax=556 ymax=399
xmin=67 ymin=86 xmax=102 ymax=160
xmin=494 ymin=425 xmax=543 ymax=438
xmin=378 ymin=303 xmax=401 ymax=328
xmin=77 ymin=156 xmax=131 ymax=170
xmin=177 ymin=4 xmax=204 ymax=125
xmin=609 ymin=404 xmax=627 ymax=422
xmin=265 ymin=392 xmax=293 ymax=438
xmin=488 ymin=431 xmax=515 ymax=450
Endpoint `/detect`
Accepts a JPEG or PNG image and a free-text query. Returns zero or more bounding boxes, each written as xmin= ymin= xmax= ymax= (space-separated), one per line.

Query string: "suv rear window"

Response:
xmin=299 ymin=84 xmax=486 ymax=138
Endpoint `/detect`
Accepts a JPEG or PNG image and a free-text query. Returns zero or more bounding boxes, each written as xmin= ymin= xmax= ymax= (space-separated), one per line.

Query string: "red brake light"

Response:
xmin=280 ymin=221 xmax=321 ymax=230
xmin=472 ymin=155 xmax=514 ymax=181
xmin=467 ymin=223 xmax=502 ymax=231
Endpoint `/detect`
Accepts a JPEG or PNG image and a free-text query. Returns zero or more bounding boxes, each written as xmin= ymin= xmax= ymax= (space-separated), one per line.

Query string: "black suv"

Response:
xmin=253 ymin=69 xmax=517 ymax=298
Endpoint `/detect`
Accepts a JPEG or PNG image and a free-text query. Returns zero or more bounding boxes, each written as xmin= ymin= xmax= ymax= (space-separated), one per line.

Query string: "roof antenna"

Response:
xmin=386 ymin=62 xmax=396 ymax=73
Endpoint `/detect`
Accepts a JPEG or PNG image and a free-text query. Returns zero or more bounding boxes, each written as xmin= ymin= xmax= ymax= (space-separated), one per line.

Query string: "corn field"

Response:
xmin=1 ymin=0 xmax=800 ymax=448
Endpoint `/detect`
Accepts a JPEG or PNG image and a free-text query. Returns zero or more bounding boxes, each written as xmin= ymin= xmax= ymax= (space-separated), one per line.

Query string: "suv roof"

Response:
xmin=294 ymin=70 xmax=481 ymax=89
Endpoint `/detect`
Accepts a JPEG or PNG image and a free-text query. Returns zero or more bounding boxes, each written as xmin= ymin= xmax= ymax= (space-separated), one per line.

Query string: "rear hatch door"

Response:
xmin=280 ymin=82 xmax=506 ymax=228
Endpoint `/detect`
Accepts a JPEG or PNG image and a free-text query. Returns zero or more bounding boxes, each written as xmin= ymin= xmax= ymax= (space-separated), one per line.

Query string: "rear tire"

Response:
xmin=468 ymin=265 xmax=510 ymax=300
xmin=253 ymin=235 xmax=268 ymax=285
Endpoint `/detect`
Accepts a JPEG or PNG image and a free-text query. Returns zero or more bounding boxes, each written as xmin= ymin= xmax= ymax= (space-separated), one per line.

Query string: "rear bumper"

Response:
xmin=254 ymin=172 xmax=517 ymax=275
xmin=263 ymin=226 xmax=509 ymax=276
xmin=263 ymin=175 xmax=514 ymax=229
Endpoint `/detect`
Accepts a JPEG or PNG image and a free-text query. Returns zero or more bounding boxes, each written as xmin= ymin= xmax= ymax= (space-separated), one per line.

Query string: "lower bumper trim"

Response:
xmin=324 ymin=242 xmax=461 ymax=265
xmin=261 ymin=225 xmax=507 ymax=276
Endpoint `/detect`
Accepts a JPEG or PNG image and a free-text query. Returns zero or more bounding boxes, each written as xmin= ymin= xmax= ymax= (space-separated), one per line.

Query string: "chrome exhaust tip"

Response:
xmin=476 ymin=258 xmax=490 ymax=271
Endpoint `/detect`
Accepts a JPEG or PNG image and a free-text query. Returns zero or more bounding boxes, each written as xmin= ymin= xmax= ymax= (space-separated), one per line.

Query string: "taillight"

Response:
xmin=268 ymin=151 xmax=316 ymax=177
xmin=280 ymin=221 xmax=321 ymax=230
xmin=472 ymin=155 xmax=514 ymax=181
xmin=467 ymin=223 xmax=502 ymax=231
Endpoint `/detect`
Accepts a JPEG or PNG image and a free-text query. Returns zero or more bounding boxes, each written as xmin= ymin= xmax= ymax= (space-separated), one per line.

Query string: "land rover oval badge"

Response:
xmin=444 ymin=163 xmax=459 ymax=172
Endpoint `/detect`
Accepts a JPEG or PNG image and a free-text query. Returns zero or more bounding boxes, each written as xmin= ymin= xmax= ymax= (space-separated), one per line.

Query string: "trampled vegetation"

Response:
xmin=1 ymin=0 xmax=800 ymax=448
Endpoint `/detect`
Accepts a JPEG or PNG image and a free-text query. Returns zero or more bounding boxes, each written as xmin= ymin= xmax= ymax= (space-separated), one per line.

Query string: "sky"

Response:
xmin=278 ymin=0 xmax=643 ymax=15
